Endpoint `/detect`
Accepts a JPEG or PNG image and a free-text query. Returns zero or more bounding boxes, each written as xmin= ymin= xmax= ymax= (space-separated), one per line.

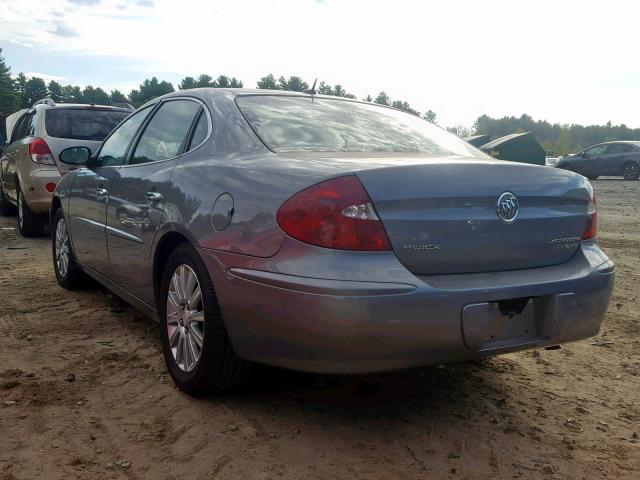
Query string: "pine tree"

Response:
xmin=48 ymin=80 xmax=64 ymax=102
xmin=0 ymin=49 xmax=19 ymax=143
xmin=256 ymin=74 xmax=278 ymax=89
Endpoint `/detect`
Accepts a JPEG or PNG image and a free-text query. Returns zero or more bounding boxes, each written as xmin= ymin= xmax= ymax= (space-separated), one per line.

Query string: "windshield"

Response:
xmin=45 ymin=108 xmax=129 ymax=141
xmin=236 ymin=95 xmax=479 ymax=156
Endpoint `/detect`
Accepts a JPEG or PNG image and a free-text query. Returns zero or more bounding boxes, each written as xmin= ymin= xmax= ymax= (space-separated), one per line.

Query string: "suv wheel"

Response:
xmin=17 ymin=187 xmax=44 ymax=237
xmin=159 ymin=243 xmax=248 ymax=395
xmin=622 ymin=162 xmax=640 ymax=180
xmin=0 ymin=182 xmax=16 ymax=216
xmin=52 ymin=208 xmax=86 ymax=289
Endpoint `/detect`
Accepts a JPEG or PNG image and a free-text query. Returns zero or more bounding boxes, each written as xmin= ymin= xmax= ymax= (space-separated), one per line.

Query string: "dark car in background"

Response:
xmin=557 ymin=141 xmax=640 ymax=180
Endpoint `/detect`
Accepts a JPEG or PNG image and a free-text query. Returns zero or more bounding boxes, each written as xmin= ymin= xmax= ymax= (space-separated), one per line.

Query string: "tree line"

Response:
xmin=0 ymin=48 xmax=436 ymax=141
xmin=1 ymin=48 xmax=638 ymax=152
xmin=469 ymin=114 xmax=640 ymax=155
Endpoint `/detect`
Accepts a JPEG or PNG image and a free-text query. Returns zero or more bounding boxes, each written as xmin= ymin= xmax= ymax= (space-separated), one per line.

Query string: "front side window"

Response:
xmin=45 ymin=108 xmax=129 ymax=141
xmin=130 ymin=100 xmax=201 ymax=165
xmin=583 ymin=145 xmax=607 ymax=158
xmin=236 ymin=95 xmax=480 ymax=156
xmin=97 ymin=106 xmax=152 ymax=167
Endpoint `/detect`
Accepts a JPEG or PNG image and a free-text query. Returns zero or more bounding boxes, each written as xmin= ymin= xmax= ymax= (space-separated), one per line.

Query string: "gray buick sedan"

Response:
xmin=51 ymin=89 xmax=614 ymax=394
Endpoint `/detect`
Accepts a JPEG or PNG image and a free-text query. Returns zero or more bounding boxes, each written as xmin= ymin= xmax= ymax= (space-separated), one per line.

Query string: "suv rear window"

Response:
xmin=45 ymin=108 xmax=129 ymax=141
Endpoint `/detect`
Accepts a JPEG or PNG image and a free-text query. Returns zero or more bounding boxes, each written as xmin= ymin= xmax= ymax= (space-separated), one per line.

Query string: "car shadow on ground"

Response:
xmin=213 ymin=359 xmax=513 ymax=426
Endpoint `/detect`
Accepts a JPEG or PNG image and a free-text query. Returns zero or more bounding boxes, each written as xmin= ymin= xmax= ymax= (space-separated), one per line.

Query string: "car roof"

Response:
xmin=589 ymin=141 xmax=640 ymax=148
xmin=37 ymin=103 xmax=131 ymax=111
xmin=150 ymin=87 xmax=412 ymax=116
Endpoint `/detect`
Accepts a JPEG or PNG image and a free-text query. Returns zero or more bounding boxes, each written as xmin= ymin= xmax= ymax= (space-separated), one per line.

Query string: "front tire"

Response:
xmin=622 ymin=162 xmax=640 ymax=180
xmin=52 ymin=208 xmax=86 ymax=289
xmin=0 ymin=182 xmax=16 ymax=216
xmin=159 ymin=243 xmax=248 ymax=395
xmin=17 ymin=187 xmax=44 ymax=237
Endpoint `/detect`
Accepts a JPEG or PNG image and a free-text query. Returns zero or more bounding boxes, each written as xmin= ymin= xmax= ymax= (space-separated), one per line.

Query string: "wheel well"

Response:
xmin=153 ymin=232 xmax=190 ymax=303
xmin=50 ymin=197 xmax=62 ymax=227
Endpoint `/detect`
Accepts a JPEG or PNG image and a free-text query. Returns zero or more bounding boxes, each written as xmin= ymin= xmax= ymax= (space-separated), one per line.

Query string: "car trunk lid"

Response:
xmin=353 ymin=158 xmax=591 ymax=275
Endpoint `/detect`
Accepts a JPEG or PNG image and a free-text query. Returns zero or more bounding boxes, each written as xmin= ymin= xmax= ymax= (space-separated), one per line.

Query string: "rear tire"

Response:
xmin=0 ymin=182 xmax=16 ymax=216
xmin=622 ymin=162 xmax=640 ymax=180
xmin=17 ymin=186 xmax=44 ymax=237
xmin=52 ymin=208 xmax=86 ymax=289
xmin=159 ymin=243 xmax=248 ymax=395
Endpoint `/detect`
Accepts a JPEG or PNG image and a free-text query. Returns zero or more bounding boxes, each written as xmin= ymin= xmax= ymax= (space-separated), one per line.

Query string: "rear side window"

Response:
xmin=11 ymin=112 xmax=34 ymax=142
xmin=130 ymin=100 xmax=201 ymax=165
xmin=187 ymin=110 xmax=208 ymax=150
xmin=606 ymin=143 xmax=633 ymax=154
xmin=45 ymin=108 xmax=129 ymax=141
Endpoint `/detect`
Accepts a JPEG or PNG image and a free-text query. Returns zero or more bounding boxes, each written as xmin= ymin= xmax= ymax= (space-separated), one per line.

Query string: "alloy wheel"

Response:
xmin=55 ymin=217 xmax=70 ymax=277
xmin=623 ymin=163 xmax=639 ymax=180
xmin=166 ymin=264 xmax=204 ymax=373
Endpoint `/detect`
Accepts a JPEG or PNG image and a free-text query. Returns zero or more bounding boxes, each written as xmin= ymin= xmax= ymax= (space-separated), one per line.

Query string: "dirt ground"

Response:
xmin=0 ymin=179 xmax=638 ymax=480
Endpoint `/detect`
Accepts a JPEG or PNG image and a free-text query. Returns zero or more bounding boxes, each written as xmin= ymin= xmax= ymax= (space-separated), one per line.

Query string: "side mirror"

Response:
xmin=59 ymin=146 xmax=91 ymax=165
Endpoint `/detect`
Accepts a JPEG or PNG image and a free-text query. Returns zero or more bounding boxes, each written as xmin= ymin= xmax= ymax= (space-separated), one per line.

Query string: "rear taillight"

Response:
xmin=583 ymin=183 xmax=597 ymax=240
xmin=29 ymin=137 xmax=56 ymax=165
xmin=276 ymin=175 xmax=392 ymax=251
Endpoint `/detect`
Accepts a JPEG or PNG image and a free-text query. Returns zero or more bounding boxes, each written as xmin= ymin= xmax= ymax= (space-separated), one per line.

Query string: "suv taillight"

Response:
xmin=583 ymin=183 xmax=597 ymax=240
xmin=276 ymin=175 xmax=392 ymax=251
xmin=29 ymin=137 xmax=56 ymax=165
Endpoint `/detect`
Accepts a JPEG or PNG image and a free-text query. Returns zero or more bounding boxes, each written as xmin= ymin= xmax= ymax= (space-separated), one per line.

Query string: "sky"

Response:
xmin=1 ymin=0 xmax=639 ymax=128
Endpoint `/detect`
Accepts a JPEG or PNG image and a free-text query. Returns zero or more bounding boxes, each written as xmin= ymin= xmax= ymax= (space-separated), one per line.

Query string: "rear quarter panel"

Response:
xmin=164 ymin=93 xmax=346 ymax=258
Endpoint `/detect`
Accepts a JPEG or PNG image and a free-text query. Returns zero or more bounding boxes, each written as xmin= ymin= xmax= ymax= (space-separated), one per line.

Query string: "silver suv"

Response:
xmin=0 ymin=98 xmax=130 ymax=236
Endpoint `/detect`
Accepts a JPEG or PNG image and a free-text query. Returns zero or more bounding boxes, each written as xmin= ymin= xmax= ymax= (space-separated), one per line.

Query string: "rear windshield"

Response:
xmin=45 ymin=108 xmax=129 ymax=141
xmin=236 ymin=95 xmax=479 ymax=156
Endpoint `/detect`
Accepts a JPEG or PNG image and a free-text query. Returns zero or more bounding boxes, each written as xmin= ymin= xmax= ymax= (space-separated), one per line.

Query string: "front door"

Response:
xmin=106 ymin=98 xmax=203 ymax=305
xmin=68 ymin=105 xmax=154 ymax=274
xmin=67 ymin=167 xmax=117 ymax=272
xmin=579 ymin=144 xmax=608 ymax=177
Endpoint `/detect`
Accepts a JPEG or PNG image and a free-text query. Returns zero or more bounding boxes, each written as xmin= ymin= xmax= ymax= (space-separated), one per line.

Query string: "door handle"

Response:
xmin=145 ymin=191 xmax=163 ymax=202
xmin=96 ymin=187 xmax=108 ymax=198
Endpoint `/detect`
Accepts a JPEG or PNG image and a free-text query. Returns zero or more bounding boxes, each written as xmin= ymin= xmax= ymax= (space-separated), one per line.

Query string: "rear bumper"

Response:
xmin=201 ymin=242 xmax=614 ymax=374
xmin=22 ymin=167 xmax=61 ymax=214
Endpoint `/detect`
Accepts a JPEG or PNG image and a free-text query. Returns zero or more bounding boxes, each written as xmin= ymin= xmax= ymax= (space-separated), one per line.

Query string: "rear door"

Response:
xmin=106 ymin=98 xmax=204 ymax=305
xmin=603 ymin=143 xmax=634 ymax=175
xmin=68 ymin=106 xmax=154 ymax=274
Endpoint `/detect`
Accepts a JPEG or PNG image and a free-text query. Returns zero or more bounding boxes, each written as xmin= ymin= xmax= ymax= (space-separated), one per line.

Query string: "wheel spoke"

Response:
xmin=189 ymin=286 xmax=201 ymax=309
xmin=175 ymin=332 xmax=184 ymax=365
xmin=167 ymin=288 xmax=182 ymax=309
xmin=183 ymin=333 xmax=193 ymax=369
xmin=190 ymin=311 xmax=204 ymax=323
xmin=185 ymin=269 xmax=197 ymax=301
xmin=187 ymin=334 xmax=199 ymax=364
xmin=168 ymin=325 xmax=180 ymax=347
xmin=190 ymin=324 xmax=204 ymax=349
